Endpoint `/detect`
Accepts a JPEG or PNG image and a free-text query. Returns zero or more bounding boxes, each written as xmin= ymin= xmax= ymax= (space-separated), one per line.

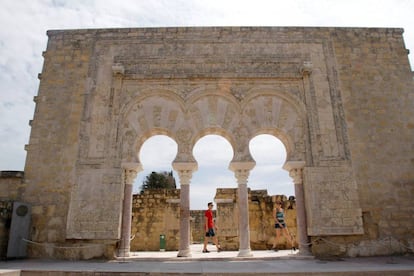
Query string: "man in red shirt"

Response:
xmin=202 ymin=202 xmax=221 ymax=253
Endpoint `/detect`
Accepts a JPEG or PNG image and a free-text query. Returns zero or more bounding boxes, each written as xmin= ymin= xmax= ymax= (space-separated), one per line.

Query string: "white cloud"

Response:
xmin=1 ymin=0 xmax=413 ymax=209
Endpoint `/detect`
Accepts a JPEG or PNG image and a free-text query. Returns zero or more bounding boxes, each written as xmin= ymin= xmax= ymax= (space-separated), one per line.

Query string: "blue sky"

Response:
xmin=0 ymin=0 xmax=413 ymax=209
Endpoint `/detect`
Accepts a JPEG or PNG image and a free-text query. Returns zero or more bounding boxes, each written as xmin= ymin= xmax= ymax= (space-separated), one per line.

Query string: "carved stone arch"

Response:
xmin=186 ymin=89 xmax=242 ymax=133
xmin=120 ymin=87 xmax=187 ymax=117
xmin=241 ymin=89 xmax=307 ymax=162
xmin=119 ymin=89 xmax=187 ymax=163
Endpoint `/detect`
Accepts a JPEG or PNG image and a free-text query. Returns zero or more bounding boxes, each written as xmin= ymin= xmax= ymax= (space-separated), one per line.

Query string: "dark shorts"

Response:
xmin=205 ymin=228 xmax=215 ymax=237
xmin=275 ymin=222 xmax=286 ymax=229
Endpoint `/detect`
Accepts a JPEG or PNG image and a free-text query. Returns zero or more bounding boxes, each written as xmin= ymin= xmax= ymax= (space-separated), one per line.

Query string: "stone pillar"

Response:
xmin=229 ymin=161 xmax=255 ymax=257
xmin=118 ymin=162 xmax=142 ymax=258
xmin=283 ymin=161 xmax=311 ymax=256
xmin=173 ymin=162 xmax=198 ymax=257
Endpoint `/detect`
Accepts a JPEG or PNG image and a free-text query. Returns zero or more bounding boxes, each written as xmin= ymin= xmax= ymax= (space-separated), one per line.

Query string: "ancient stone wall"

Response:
xmin=130 ymin=189 xmax=180 ymax=251
xmin=17 ymin=27 xmax=414 ymax=259
xmin=0 ymin=171 xmax=24 ymax=200
xmin=130 ymin=188 xmax=297 ymax=251
xmin=0 ymin=171 xmax=24 ymax=259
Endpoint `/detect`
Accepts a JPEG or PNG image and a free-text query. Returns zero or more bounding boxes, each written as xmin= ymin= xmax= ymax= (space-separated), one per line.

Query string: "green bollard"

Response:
xmin=160 ymin=234 xmax=166 ymax=251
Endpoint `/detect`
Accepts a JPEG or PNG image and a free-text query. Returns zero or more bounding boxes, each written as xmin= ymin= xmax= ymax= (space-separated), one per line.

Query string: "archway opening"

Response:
xmin=133 ymin=135 xmax=178 ymax=194
xmin=191 ymin=134 xmax=235 ymax=210
xmin=248 ymin=134 xmax=293 ymax=197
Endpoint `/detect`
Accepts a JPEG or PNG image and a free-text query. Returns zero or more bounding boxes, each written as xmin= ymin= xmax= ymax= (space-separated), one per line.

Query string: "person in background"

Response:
xmin=202 ymin=202 xmax=221 ymax=253
xmin=271 ymin=201 xmax=296 ymax=251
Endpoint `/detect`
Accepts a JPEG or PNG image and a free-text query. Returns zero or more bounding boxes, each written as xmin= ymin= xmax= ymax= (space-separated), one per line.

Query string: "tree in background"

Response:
xmin=140 ymin=171 xmax=176 ymax=192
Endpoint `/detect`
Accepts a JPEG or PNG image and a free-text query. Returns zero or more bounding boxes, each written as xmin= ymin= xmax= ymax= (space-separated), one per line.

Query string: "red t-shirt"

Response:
xmin=205 ymin=209 xmax=214 ymax=228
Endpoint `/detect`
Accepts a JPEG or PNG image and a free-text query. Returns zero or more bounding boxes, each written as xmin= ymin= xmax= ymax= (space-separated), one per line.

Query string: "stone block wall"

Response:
xmin=130 ymin=189 xmax=181 ymax=251
xmin=130 ymin=188 xmax=297 ymax=251
xmin=215 ymin=188 xmax=297 ymax=250
xmin=0 ymin=171 xmax=24 ymax=200
xmin=0 ymin=171 xmax=24 ymax=259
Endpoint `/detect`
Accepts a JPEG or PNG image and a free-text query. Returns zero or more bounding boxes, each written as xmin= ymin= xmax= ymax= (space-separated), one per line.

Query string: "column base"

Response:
xmin=297 ymin=247 xmax=312 ymax=256
xmin=177 ymin=248 xmax=192 ymax=257
xmin=237 ymin=249 xmax=253 ymax=257
xmin=117 ymin=248 xmax=130 ymax=258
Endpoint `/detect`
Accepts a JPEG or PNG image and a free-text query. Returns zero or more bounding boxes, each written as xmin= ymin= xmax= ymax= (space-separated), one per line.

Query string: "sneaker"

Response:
xmin=217 ymin=246 xmax=222 ymax=252
xmin=202 ymin=249 xmax=210 ymax=253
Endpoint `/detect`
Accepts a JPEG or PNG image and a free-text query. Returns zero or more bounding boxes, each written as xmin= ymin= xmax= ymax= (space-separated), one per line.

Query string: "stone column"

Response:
xmin=229 ymin=161 xmax=255 ymax=257
xmin=118 ymin=162 xmax=142 ymax=258
xmin=283 ymin=161 xmax=311 ymax=256
xmin=173 ymin=162 xmax=198 ymax=257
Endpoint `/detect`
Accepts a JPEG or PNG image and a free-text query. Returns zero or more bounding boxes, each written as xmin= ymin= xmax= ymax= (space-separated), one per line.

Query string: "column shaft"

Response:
xmin=173 ymin=162 xmax=197 ymax=258
xmin=118 ymin=165 xmax=140 ymax=258
xmin=118 ymin=182 xmax=133 ymax=257
xmin=177 ymin=183 xmax=191 ymax=257
xmin=229 ymin=161 xmax=255 ymax=257
xmin=237 ymin=182 xmax=252 ymax=257
xmin=294 ymin=182 xmax=311 ymax=255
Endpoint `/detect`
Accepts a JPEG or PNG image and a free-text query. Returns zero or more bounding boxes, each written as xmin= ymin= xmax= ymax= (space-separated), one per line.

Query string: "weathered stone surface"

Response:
xmin=0 ymin=27 xmax=411 ymax=259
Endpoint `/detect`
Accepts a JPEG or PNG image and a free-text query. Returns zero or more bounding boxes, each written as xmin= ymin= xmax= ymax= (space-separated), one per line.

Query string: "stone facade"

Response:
xmin=1 ymin=27 xmax=411 ymax=259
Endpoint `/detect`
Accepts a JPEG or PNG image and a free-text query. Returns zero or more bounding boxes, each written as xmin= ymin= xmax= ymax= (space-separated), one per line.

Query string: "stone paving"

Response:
xmin=1 ymin=245 xmax=413 ymax=275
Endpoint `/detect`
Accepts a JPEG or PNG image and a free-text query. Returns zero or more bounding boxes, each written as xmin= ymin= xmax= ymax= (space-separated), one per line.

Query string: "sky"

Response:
xmin=0 ymin=0 xmax=413 ymax=209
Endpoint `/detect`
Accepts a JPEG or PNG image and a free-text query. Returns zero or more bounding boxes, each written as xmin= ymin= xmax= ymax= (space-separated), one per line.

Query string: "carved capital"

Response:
xmin=124 ymin=169 xmax=138 ymax=185
xmin=283 ymin=160 xmax=305 ymax=185
xmin=172 ymin=162 xmax=198 ymax=185
xmin=289 ymin=168 xmax=303 ymax=185
xmin=300 ymin=61 xmax=312 ymax=75
xmin=122 ymin=162 xmax=142 ymax=185
xmin=112 ymin=64 xmax=125 ymax=76
xmin=229 ymin=161 xmax=256 ymax=186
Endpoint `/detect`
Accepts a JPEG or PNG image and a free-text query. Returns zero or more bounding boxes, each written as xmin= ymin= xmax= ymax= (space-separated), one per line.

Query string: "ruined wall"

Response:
xmin=0 ymin=171 xmax=24 ymax=259
xmin=130 ymin=189 xmax=180 ymax=251
xmin=215 ymin=189 xmax=297 ymax=250
xmin=130 ymin=188 xmax=297 ymax=251
xmin=21 ymin=27 xmax=413 ymax=259
xmin=0 ymin=171 xmax=24 ymax=200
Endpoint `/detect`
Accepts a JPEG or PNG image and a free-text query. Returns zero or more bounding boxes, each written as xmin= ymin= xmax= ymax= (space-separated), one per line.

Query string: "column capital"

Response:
xmin=283 ymin=161 xmax=305 ymax=185
xmin=173 ymin=162 xmax=198 ymax=186
xmin=112 ymin=63 xmax=125 ymax=76
xmin=122 ymin=162 xmax=142 ymax=185
xmin=300 ymin=61 xmax=313 ymax=76
xmin=229 ymin=161 xmax=255 ymax=186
